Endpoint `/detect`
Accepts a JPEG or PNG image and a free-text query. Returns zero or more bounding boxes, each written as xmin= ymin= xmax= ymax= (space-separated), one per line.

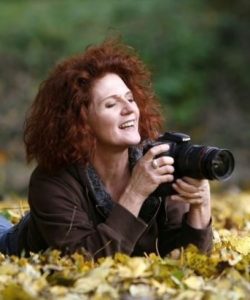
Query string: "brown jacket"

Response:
xmin=21 ymin=163 xmax=213 ymax=258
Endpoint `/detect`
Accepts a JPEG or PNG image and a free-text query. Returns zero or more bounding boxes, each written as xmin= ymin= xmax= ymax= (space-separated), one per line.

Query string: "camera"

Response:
xmin=143 ymin=132 xmax=235 ymax=197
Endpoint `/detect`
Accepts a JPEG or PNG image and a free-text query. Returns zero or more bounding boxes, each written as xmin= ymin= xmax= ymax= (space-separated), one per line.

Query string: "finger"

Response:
xmin=174 ymin=179 xmax=198 ymax=193
xmin=156 ymin=156 xmax=174 ymax=166
xmin=182 ymin=177 xmax=206 ymax=187
xmin=158 ymin=164 xmax=175 ymax=175
xmin=171 ymin=194 xmax=203 ymax=205
xmin=172 ymin=182 xmax=201 ymax=199
xmin=144 ymin=144 xmax=171 ymax=161
xmin=158 ymin=174 xmax=174 ymax=183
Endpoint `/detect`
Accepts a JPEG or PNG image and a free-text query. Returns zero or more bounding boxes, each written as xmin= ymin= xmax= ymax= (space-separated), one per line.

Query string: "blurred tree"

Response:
xmin=0 ymin=0 xmax=249 ymax=193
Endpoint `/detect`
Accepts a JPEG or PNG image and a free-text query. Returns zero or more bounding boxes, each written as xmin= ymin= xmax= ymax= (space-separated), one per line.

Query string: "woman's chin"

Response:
xmin=126 ymin=136 xmax=141 ymax=146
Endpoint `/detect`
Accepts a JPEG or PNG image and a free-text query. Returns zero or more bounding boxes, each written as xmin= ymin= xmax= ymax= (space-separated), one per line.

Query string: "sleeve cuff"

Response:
xmin=182 ymin=213 xmax=213 ymax=252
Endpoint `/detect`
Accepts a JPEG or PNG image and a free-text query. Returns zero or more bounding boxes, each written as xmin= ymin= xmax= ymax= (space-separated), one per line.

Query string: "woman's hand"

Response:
xmin=129 ymin=144 xmax=175 ymax=199
xmin=118 ymin=144 xmax=174 ymax=217
xmin=171 ymin=177 xmax=211 ymax=229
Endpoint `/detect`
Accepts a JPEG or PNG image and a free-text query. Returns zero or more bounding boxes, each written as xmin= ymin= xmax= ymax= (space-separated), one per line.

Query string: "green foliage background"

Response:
xmin=0 ymin=0 xmax=249 ymax=195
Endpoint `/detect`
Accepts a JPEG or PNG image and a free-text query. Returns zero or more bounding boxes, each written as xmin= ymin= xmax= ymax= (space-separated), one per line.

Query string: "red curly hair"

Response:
xmin=23 ymin=39 xmax=163 ymax=172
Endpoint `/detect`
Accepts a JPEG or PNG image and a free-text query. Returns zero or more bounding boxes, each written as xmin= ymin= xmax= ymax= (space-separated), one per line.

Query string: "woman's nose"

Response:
xmin=121 ymin=100 xmax=133 ymax=115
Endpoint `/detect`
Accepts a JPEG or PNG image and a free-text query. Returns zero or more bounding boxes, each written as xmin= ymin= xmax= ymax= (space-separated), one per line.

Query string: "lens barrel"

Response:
xmin=177 ymin=145 xmax=235 ymax=181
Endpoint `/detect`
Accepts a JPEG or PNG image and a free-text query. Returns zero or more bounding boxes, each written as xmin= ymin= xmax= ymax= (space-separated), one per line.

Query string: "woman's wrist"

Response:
xmin=186 ymin=202 xmax=211 ymax=229
xmin=118 ymin=186 xmax=145 ymax=217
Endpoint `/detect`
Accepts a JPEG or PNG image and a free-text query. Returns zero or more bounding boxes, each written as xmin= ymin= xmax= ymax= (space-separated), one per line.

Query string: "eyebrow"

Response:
xmin=99 ymin=90 xmax=132 ymax=103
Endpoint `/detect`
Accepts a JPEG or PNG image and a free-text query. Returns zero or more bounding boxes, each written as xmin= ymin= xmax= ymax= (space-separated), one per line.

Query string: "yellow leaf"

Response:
xmin=183 ymin=276 xmax=205 ymax=290
xmin=220 ymin=248 xmax=243 ymax=266
xmin=74 ymin=266 xmax=110 ymax=293
xmin=2 ymin=284 xmax=35 ymax=300
xmin=129 ymin=284 xmax=154 ymax=298
xmin=230 ymin=236 xmax=250 ymax=256
xmin=0 ymin=264 xmax=19 ymax=275
xmin=126 ymin=257 xmax=150 ymax=278
xmin=174 ymin=290 xmax=204 ymax=300
xmin=50 ymin=285 xmax=68 ymax=296
xmin=95 ymin=283 xmax=119 ymax=299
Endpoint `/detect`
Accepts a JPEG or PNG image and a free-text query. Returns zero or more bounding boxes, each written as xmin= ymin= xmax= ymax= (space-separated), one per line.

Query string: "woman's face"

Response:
xmin=87 ymin=73 xmax=141 ymax=150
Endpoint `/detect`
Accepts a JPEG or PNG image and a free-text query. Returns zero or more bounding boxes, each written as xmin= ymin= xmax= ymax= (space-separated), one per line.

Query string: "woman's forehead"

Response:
xmin=92 ymin=73 xmax=130 ymax=103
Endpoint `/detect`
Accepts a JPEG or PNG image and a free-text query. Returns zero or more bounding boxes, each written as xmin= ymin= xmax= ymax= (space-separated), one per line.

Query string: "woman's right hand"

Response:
xmin=118 ymin=144 xmax=175 ymax=216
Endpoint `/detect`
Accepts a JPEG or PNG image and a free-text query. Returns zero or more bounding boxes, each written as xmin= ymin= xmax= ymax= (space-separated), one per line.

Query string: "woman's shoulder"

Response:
xmin=29 ymin=164 xmax=85 ymax=196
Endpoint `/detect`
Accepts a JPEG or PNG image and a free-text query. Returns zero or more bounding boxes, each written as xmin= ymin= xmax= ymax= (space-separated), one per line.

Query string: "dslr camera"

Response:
xmin=143 ymin=132 xmax=235 ymax=197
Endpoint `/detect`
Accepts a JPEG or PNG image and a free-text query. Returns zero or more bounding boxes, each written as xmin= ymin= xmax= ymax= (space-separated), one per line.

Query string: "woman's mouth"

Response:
xmin=119 ymin=120 xmax=136 ymax=129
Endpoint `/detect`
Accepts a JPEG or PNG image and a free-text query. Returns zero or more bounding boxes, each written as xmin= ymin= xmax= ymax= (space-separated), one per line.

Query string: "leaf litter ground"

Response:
xmin=0 ymin=192 xmax=249 ymax=300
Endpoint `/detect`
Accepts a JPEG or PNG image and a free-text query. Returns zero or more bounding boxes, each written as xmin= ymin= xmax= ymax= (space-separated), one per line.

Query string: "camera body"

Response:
xmin=143 ymin=132 xmax=235 ymax=197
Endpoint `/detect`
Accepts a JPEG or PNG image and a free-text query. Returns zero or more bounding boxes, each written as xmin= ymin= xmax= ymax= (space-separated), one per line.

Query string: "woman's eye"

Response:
xmin=105 ymin=102 xmax=115 ymax=108
xmin=128 ymin=98 xmax=135 ymax=103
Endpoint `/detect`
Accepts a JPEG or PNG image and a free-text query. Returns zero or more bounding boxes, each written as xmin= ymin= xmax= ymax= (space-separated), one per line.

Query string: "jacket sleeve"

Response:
xmin=158 ymin=198 xmax=213 ymax=256
xmin=28 ymin=168 xmax=148 ymax=258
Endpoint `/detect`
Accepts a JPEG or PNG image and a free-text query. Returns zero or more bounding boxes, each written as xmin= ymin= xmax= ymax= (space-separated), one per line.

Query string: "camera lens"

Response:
xmin=176 ymin=145 xmax=235 ymax=181
xmin=208 ymin=149 xmax=235 ymax=180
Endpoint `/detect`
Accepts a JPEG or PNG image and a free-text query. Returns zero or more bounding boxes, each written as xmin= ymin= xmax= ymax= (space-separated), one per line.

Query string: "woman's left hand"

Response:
xmin=171 ymin=177 xmax=210 ymax=207
xmin=170 ymin=177 xmax=211 ymax=229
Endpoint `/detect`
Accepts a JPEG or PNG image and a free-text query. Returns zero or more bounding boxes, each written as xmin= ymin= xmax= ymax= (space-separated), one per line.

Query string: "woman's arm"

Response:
xmin=158 ymin=178 xmax=213 ymax=255
xmin=27 ymin=168 xmax=147 ymax=259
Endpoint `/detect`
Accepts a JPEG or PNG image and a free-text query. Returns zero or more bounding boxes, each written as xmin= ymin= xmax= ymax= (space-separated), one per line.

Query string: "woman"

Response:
xmin=0 ymin=39 xmax=212 ymax=258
